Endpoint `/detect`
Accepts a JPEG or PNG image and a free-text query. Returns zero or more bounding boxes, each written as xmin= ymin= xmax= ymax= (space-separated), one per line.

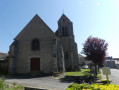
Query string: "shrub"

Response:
xmin=66 ymin=83 xmax=93 ymax=90
xmin=66 ymin=83 xmax=119 ymax=90
xmin=13 ymin=82 xmax=17 ymax=86
xmin=0 ymin=77 xmax=24 ymax=90
xmin=9 ymin=85 xmax=24 ymax=90
xmin=0 ymin=77 xmax=8 ymax=90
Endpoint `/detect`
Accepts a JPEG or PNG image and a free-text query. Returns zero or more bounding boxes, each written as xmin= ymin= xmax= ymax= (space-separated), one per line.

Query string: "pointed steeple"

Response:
xmin=58 ymin=14 xmax=71 ymax=23
xmin=57 ymin=14 xmax=74 ymax=37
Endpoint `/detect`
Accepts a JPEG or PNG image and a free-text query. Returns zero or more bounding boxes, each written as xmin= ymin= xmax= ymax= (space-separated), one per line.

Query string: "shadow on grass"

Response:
xmin=83 ymin=71 xmax=90 ymax=73
xmin=60 ymin=75 xmax=99 ymax=84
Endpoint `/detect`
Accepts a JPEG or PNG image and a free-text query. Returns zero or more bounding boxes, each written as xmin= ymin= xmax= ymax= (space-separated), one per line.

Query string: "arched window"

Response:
xmin=31 ymin=39 xmax=40 ymax=50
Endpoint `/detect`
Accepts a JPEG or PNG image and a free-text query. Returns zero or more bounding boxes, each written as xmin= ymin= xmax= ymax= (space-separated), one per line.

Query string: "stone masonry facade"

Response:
xmin=8 ymin=14 xmax=79 ymax=74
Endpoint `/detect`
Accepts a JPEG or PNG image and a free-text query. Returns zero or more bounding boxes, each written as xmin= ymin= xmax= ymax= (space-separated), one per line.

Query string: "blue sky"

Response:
xmin=0 ymin=0 xmax=119 ymax=58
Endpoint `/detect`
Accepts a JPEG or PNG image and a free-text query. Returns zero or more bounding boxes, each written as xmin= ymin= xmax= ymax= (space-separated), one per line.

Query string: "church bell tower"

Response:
xmin=57 ymin=14 xmax=74 ymax=37
xmin=56 ymin=14 xmax=78 ymax=71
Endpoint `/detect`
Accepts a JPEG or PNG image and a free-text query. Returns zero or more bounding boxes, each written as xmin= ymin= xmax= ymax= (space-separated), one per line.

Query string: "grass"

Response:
xmin=101 ymin=79 xmax=110 ymax=82
xmin=66 ymin=69 xmax=90 ymax=76
xmin=98 ymin=69 xmax=101 ymax=74
xmin=0 ymin=77 xmax=7 ymax=90
xmin=97 ymin=74 xmax=101 ymax=79
xmin=8 ymin=85 xmax=24 ymax=90
xmin=97 ymin=69 xmax=101 ymax=79
xmin=0 ymin=77 xmax=24 ymax=90
xmin=66 ymin=69 xmax=101 ymax=78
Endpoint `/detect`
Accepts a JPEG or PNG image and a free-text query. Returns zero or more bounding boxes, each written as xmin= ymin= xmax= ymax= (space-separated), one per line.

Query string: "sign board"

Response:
xmin=102 ymin=67 xmax=111 ymax=75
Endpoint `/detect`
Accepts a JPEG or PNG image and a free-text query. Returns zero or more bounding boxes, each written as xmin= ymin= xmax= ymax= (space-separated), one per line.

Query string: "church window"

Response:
xmin=62 ymin=26 xmax=68 ymax=36
xmin=31 ymin=39 xmax=40 ymax=50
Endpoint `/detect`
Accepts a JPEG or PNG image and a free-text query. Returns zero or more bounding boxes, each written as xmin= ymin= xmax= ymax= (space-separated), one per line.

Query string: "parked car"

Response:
xmin=82 ymin=65 xmax=88 ymax=69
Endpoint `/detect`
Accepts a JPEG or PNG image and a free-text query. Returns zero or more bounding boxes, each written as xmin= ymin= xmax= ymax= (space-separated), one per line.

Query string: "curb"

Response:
xmin=25 ymin=86 xmax=48 ymax=90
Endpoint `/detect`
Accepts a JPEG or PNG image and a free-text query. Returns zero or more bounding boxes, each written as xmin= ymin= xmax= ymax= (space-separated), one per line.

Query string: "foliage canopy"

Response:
xmin=82 ymin=36 xmax=108 ymax=65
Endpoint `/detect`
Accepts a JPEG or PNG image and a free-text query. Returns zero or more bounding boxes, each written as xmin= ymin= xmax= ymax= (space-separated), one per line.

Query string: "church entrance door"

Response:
xmin=30 ymin=58 xmax=40 ymax=72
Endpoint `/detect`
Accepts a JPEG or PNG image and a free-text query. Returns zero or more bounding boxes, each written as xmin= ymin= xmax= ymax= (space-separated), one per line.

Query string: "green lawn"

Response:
xmin=66 ymin=69 xmax=90 ymax=76
xmin=66 ymin=69 xmax=101 ymax=78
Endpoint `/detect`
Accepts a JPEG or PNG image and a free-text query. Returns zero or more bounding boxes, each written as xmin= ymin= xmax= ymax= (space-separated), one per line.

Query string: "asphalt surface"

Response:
xmin=5 ymin=75 xmax=72 ymax=90
xmin=101 ymin=69 xmax=119 ymax=84
xmin=110 ymin=69 xmax=119 ymax=84
xmin=4 ymin=69 xmax=119 ymax=90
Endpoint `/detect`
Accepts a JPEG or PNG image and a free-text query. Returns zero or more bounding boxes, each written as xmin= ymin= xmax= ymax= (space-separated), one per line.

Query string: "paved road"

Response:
xmin=110 ymin=69 xmax=119 ymax=84
xmin=5 ymin=76 xmax=72 ymax=90
xmin=101 ymin=69 xmax=119 ymax=84
xmin=5 ymin=69 xmax=119 ymax=90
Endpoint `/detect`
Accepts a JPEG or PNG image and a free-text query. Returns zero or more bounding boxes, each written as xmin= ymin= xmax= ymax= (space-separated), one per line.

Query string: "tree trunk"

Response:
xmin=90 ymin=64 xmax=91 ymax=76
xmin=94 ymin=64 xmax=97 ymax=77
xmin=97 ymin=65 xmax=99 ymax=72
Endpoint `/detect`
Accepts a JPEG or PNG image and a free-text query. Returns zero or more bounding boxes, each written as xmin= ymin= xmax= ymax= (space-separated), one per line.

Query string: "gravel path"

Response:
xmin=5 ymin=76 xmax=72 ymax=90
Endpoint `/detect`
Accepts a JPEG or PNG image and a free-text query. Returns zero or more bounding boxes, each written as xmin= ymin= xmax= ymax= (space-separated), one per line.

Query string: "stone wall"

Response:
xmin=8 ymin=15 xmax=57 ymax=74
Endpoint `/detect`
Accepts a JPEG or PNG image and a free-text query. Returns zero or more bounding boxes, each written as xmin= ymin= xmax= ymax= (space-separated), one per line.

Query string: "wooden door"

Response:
xmin=30 ymin=58 xmax=40 ymax=72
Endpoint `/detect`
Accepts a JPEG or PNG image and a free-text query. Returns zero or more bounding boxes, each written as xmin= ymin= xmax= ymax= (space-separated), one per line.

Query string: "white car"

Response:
xmin=82 ymin=65 xmax=88 ymax=69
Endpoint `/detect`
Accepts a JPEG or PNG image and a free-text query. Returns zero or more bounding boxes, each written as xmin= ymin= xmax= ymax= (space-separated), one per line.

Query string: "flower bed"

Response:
xmin=66 ymin=83 xmax=119 ymax=90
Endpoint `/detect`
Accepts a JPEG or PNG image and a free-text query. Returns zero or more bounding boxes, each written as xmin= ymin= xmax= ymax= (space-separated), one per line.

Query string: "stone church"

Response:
xmin=8 ymin=14 xmax=79 ymax=74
